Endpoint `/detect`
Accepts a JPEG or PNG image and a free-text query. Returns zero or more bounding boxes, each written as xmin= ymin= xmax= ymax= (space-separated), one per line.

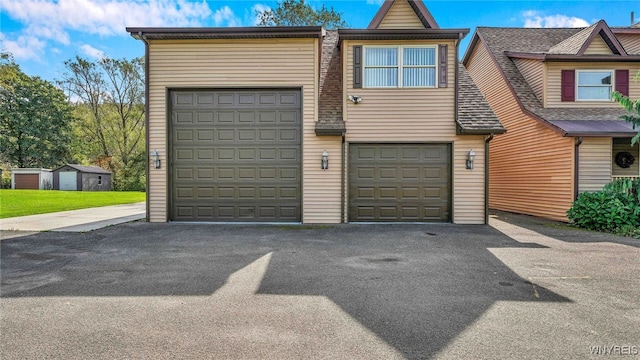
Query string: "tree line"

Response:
xmin=0 ymin=53 xmax=146 ymax=191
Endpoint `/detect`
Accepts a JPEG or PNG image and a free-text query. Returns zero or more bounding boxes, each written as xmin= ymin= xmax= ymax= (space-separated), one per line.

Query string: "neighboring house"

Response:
xmin=53 ymin=164 xmax=112 ymax=191
xmin=463 ymin=21 xmax=640 ymax=221
xmin=11 ymin=169 xmax=53 ymax=190
xmin=127 ymin=0 xmax=503 ymax=224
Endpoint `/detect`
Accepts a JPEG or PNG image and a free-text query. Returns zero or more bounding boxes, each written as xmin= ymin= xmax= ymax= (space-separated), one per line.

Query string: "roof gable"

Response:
xmin=368 ymin=0 xmax=439 ymax=30
xmin=548 ymin=20 xmax=627 ymax=55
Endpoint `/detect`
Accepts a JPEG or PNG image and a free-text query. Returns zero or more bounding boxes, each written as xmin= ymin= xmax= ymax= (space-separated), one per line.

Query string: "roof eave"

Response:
xmin=127 ymin=27 xmax=325 ymax=40
xmin=506 ymin=51 xmax=640 ymax=62
xmin=456 ymin=126 xmax=507 ymax=135
xmin=338 ymin=29 xmax=468 ymax=46
xmin=564 ymin=131 xmax=638 ymax=137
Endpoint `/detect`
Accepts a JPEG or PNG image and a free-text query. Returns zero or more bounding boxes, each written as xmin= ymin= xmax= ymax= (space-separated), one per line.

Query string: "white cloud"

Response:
xmin=80 ymin=44 xmax=106 ymax=59
xmin=0 ymin=0 xmax=215 ymax=39
xmin=0 ymin=33 xmax=46 ymax=60
xmin=366 ymin=0 xmax=385 ymax=5
xmin=212 ymin=5 xmax=241 ymax=27
xmin=0 ymin=0 xmax=222 ymax=61
xmin=522 ymin=11 xmax=590 ymax=28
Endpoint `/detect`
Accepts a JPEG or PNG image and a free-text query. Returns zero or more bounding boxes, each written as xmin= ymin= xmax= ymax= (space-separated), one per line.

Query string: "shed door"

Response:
xmin=349 ymin=143 xmax=451 ymax=222
xmin=170 ymin=89 xmax=301 ymax=222
xmin=59 ymin=171 xmax=77 ymax=191
xmin=14 ymin=174 xmax=39 ymax=189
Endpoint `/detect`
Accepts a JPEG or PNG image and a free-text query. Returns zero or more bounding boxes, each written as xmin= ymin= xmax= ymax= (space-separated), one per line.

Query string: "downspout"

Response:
xmin=454 ymin=33 xmax=462 ymax=135
xmin=341 ymin=133 xmax=346 ymax=223
xmin=574 ymin=137 xmax=583 ymax=200
xmin=485 ymin=134 xmax=494 ymax=224
xmin=453 ymin=33 xmax=462 ymax=223
xmin=139 ymin=32 xmax=151 ymax=222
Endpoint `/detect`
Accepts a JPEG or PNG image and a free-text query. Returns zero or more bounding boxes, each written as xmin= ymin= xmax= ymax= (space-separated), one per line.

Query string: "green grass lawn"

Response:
xmin=0 ymin=190 xmax=146 ymax=219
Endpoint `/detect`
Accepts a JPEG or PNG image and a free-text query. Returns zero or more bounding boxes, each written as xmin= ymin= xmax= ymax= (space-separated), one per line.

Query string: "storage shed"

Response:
xmin=11 ymin=168 xmax=53 ymax=189
xmin=53 ymin=164 xmax=112 ymax=191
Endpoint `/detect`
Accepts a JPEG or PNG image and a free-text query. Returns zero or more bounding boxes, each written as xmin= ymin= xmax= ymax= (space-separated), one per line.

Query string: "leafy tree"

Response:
xmin=256 ymin=0 xmax=348 ymax=29
xmin=612 ymin=70 xmax=640 ymax=145
xmin=59 ymin=56 xmax=145 ymax=190
xmin=0 ymin=53 xmax=73 ymax=168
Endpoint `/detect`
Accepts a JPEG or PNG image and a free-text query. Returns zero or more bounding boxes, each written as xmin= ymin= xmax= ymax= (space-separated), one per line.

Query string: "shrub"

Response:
xmin=567 ymin=178 xmax=640 ymax=238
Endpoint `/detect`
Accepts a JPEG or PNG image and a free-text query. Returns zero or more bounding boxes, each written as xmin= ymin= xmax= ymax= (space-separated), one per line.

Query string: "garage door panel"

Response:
xmin=349 ymin=143 xmax=450 ymax=222
xmin=171 ymin=89 xmax=301 ymax=222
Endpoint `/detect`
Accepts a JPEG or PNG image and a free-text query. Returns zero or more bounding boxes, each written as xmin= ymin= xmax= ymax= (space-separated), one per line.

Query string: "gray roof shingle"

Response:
xmin=457 ymin=64 xmax=505 ymax=134
xmin=57 ymin=164 xmax=111 ymax=174
xmin=474 ymin=26 xmax=635 ymax=135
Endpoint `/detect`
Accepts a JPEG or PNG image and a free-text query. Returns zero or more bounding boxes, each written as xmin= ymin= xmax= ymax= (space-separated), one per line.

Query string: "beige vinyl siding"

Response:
xmin=617 ymin=34 xmax=640 ymax=55
xmin=147 ymin=38 xmax=341 ymax=223
xmin=513 ymin=58 xmax=544 ymax=103
xmin=583 ymin=35 xmax=613 ymax=55
xmin=344 ymin=39 xmax=486 ymax=224
xmin=579 ymin=138 xmax=612 ymax=192
xmin=612 ymin=139 xmax=640 ymax=177
xmin=453 ymin=137 xmax=487 ymax=224
xmin=546 ymin=62 xmax=640 ymax=108
xmin=466 ymin=42 xmax=575 ymax=222
xmin=345 ymin=40 xmax=456 ymax=138
xmin=377 ymin=0 xmax=425 ymax=29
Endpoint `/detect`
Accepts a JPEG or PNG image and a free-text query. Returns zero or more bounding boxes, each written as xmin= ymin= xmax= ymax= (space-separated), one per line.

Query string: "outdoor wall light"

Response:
xmin=321 ymin=150 xmax=329 ymax=170
xmin=348 ymin=95 xmax=363 ymax=104
xmin=151 ymin=149 xmax=161 ymax=169
xmin=466 ymin=149 xmax=476 ymax=170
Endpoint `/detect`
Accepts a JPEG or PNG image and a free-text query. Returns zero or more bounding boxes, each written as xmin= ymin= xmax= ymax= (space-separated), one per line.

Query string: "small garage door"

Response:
xmin=14 ymin=174 xmax=39 ymax=189
xmin=59 ymin=171 xmax=77 ymax=191
xmin=349 ymin=143 xmax=451 ymax=222
xmin=170 ymin=89 xmax=301 ymax=222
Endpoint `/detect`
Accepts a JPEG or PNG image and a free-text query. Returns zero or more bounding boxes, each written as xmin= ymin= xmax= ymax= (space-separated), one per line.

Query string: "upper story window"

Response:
xmin=576 ymin=70 xmax=612 ymax=101
xmin=364 ymin=46 xmax=436 ymax=88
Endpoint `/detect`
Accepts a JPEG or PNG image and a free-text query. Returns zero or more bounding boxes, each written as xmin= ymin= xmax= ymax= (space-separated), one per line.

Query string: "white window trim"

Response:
xmin=575 ymin=69 xmax=614 ymax=102
xmin=363 ymin=45 xmax=438 ymax=89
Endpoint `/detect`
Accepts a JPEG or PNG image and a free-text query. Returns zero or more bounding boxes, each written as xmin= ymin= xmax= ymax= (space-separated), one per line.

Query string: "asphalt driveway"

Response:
xmin=1 ymin=217 xmax=638 ymax=359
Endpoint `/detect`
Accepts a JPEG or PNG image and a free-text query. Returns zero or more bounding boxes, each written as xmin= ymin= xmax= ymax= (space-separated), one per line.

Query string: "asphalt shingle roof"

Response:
xmin=547 ymin=23 xmax=597 ymax=54
xmin=475 ymin=26 xmax=634 ymax=134
xmin=457 ymin=63 xmax=505 ymax=134
xmin=58 ymin=164 xmax=111 ymax=174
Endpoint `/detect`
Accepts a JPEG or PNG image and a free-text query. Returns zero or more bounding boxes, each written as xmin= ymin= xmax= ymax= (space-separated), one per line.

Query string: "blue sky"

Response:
xmin=1 ymin=0 xmax=639 ymax=83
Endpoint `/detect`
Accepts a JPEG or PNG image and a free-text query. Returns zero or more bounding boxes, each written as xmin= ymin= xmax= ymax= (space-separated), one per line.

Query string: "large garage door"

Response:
xmin=170 ymin=89 xmax=301 ymax=222
xmin=14 ymin=174 xmax=39 ymax=189
xmin=349 ymin=143 xmax=451 ymax=222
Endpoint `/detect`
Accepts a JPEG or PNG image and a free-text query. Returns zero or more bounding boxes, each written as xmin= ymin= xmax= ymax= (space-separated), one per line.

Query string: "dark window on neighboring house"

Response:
xmin=576 ymin=70 xmax=612 ymax=101
xmin=562 ymin=69 xmax=629 ymax=102
xmin=98 ymin=176 xmax=102 ymax=185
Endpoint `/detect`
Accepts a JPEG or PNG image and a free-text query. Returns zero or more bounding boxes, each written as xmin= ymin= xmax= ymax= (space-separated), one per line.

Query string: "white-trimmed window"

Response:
xmin=576 ymin=70 xmax=613 ymax=101
xmin=364 ymin=46 xmax=437 ymax=88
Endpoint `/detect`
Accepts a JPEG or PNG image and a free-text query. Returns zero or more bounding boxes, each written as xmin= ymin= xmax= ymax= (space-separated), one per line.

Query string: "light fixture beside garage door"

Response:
xmin=321 ymin=150 xmax=329 ymax=170
xmin=150 ymin=149 xmax=161 ymax=169
xmin=466 ymin=149 xmax=476 ymax=170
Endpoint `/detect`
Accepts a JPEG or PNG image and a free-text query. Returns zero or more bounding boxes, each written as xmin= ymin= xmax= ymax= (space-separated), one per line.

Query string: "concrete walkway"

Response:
xmin=0 ymin=202 xmax=145 ymax=233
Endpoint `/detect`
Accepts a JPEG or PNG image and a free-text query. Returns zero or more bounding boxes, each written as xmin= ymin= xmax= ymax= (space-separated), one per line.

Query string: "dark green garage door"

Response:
xmin=349 ymin=143 xmax=451 ymax=222
xmin=170 ymin=89 xmax=301 ymax=222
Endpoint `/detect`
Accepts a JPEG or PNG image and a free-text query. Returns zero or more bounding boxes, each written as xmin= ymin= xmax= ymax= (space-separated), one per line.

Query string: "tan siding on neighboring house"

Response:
xmin=466 ymin=42 xmax=575 ymax=221
xmin=617 ymin=34 xmax=640 ymax=55
xmin=546 ymin=62 xmax=640 ymax=108
xmin=612 ymin=139 xmax=640 ymax=177
xmin=513 ymin=58 xmax=544 ymax=103
xmin=583 ymin=35 xmax=613 ymax=55
xmin=377 ymin=0 xmax=425 ymax=29
xmin=579 ymin=137 xmax=612 ymax=192
xmin=344 ymin=39 xmax=486 ymax=224
xmin=146 ymin=38 xmax=341 ymax=223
